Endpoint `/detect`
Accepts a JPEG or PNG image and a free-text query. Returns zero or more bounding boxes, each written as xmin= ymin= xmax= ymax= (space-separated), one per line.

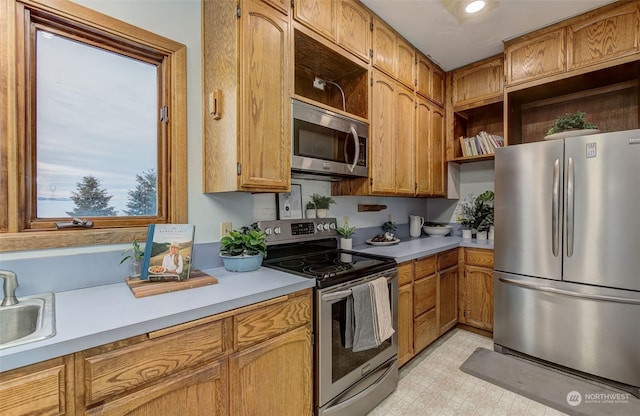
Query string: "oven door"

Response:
xmin=316 ymin=270 xmax=398 ymax=415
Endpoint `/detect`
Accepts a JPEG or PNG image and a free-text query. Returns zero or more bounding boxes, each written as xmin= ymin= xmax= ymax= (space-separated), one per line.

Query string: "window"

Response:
xmin=0 ymin=0 xmax=187 ymax=252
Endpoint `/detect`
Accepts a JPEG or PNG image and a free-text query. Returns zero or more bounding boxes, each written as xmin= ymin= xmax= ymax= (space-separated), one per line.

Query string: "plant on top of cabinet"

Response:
xmin=545 ymin=111 xmax=598 ymax=136
xmin=219 ymin=223 xmax=267 ymax=272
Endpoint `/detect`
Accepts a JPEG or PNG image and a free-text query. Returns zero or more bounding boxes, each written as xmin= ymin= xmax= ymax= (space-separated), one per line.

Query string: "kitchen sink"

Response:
xmin=0 ymin=292 xmax=55 ymax=350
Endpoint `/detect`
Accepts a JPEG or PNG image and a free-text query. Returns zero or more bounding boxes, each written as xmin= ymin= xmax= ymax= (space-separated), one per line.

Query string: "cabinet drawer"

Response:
xmin=438 ymin=249 xmax=458 ymax=271
xmin=398 ymin=261 xmax=413 ymax=286
xmin=414 ymin=308 xmax=437 ymax=352
xmin=413 ymin=274 xmax=436 ymax=317
xmin=465 ymin=248 xmax=494 ymax=268
xmin=0 ymin=356 xmax=72 ymax=416
xmin=414 ymin=256 xmax=437 ymax=279
xmin=234 ymin=290 xmax=312 ymax=350
xmin=80 ymin=318 xmax=227 ymax=405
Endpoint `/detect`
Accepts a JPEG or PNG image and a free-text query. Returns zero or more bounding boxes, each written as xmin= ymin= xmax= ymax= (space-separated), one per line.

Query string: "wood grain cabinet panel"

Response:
xmin=397 ymin=261 xmax=414 ymax=286
xmin=430 ymin=106 xmax=446 ymax=196
xmin=395 ymin=83 xmax=416 ymax=195
xmin=229 ymin=325 xmax=313 ymax=416
xmin=438 ymin=249 xmax=458 ymax=271
xmin=568 ymin=1 xmax=640 ymax=71
xmin=464 ymin=265 xmax=494 ymax=331
xmin=84 ymin=359 xmax=228 ymax=416
xmin=452 ymin=55 xmax=504 ymax=109
xmin=414 ymin=255 xmax=437 ymax=279
xmin=395 ymin=37 xmax=415 ymax=89
xmin=505 ymin=28 xmax=566 ymax=86
xmin=78 ymin=319 xmax=226 ymax=406
xmin=398 ymin=282 xmax=414 ymax=367
xmin=438 ymin=265 xmax=458 ymax=335
xmin=413 ymin=275 xmax=436 ymax=317
xmin=336 ymin=0 xmax=371 ymax=62
xmin=293 ymin=0 xmax=336 ymax=41
xmin=262 ymin=0 xmax=289 ymax=15
xmin=371 ymin=16 xmax=396 ymax=76
xmin=370 ymin=70 xmax=397 ymax=194
xmin=234 ymin=290 xmax=312 ymax=350
xmin=203 ymin=0 xmax=291 ymax=193
xmin=465 ymin=248 xmax=494 ymax=268
xmin=416 ymin=53 xmax=433 ymax=99
xmin=413 ymin=308 xmax=437 ymax=353
xmin=415 ymin=96 xmax=432 ymax=196
xmin=430 ymin=66 xmax=446 ymax=107
xmin=0 ymin=356 xmax=74 ymax=416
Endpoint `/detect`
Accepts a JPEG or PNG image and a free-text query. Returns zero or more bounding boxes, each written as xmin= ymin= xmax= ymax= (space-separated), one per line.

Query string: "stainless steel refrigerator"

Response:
xmin=494 ymin=129 xmax=640 ymax=397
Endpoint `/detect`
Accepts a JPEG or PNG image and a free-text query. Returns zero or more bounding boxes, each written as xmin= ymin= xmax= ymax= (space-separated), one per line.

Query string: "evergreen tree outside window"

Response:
xmin=124 ymin=170 xmax=158 ymax=216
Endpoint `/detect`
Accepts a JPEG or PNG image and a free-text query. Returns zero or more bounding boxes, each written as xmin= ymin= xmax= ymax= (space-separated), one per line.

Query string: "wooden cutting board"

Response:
xmin=126 ymin=269 xmax=219 ymax=298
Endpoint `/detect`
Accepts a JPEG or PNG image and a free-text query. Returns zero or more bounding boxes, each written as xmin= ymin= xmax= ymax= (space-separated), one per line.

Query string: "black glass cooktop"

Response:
xmin=263 ymin=241 xmax=396 ymax=288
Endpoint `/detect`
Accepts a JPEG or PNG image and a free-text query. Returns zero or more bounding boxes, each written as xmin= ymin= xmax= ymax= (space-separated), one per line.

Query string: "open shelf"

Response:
xmin=451 ymin=101 xmax=504 ymax=161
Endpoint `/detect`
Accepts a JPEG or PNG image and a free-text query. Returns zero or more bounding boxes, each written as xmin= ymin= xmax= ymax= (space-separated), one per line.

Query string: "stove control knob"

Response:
xmin=329 ymin=223 xmax=336 ymax=230
xmin=316 ymin=223 xmax=324 ymax=231
xmin=274 ymin=226 xmax=281 ymax=235
xmin=323 ymin=223 xmax=330 ymax=231
xmin=264 ymin=227 xmax=272 ymax=236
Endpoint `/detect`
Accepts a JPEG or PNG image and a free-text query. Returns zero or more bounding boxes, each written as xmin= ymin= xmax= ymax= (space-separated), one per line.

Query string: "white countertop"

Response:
xmin=0 ymin=266 xmax=315 ymax=372
xmin=354 ymin=236 xmax=494 ymax=263
xmin=1 ymin=237 xmax=493 ymax=373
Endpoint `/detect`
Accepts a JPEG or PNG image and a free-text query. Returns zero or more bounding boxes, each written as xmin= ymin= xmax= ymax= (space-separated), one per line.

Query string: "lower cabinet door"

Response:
xmin=465 ymin=266 xmax=494 ymax=331
xmin=413 ymin=307 xmax=437 ymax=353
xmin=84 ymin=359 xmax=228 ymax=416
xmin=398 ymin=283 xmax=414 ymax=367
xmin=229 ymin=325 xmax=312 ymax=416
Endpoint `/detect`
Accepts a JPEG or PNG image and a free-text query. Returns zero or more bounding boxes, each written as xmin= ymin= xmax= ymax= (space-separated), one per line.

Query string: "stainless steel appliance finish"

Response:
xmin=291 ymin=99 xmax=368 ymax=179
xmin=494 ymin=129 xmax=640 ymax=397
xmin=259 ymin=218 xmax=399 ymax=415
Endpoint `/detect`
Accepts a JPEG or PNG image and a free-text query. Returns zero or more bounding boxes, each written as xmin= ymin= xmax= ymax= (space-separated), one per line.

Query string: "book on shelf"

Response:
xmin=458 ymin=131 xmax=504 ymax=157
xmin=141 ymin=224 xmax=196 ymax=281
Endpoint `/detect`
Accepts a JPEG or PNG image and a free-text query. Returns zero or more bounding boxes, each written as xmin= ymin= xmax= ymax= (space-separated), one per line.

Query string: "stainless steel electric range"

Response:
xmin=258 ymin=218 xmax=399 ymax=416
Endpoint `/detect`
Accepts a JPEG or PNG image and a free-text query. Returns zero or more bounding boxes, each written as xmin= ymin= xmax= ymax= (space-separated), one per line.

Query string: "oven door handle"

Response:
xmin=321 ymin=274 xmax=397 ymax=302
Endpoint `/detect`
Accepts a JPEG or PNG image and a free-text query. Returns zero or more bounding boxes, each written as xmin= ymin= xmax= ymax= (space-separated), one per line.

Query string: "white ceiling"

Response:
xmin=360 ymin=0 xmax=617 ymax=71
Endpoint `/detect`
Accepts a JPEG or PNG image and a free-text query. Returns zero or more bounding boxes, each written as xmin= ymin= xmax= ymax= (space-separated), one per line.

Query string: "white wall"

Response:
xmin=428 ymin=161 xmax=495 ymax=223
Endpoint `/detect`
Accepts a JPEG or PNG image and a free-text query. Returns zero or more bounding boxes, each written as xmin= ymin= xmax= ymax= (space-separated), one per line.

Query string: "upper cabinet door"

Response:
xmin=337 ymin=0 xmax=371 ymax=63
xmin=293 ymin=0 xmax=336 ymax=42
xmin=395 ymin=83 xmax=416 ymax=195
xmin=370 ymin=70 xmax=397 ymax=195
xmin=395 ymin=37 xmax=415 ymax=89
xmin=416 ymin=53 xmax=432 ymax=99
xmin=415 ymin=96 xmax=432 ymax=196
xmin=240 ymin=0 xmax=290 ymax=191
xmin=372 ymin=16 xmax=396 ymax=76
xmin=505 ymin=28 xmax=566 ymax=87
xmin=430 ymin=106 xmax=445 ymax=196
xmin=430 ymin=65 xmax=446 ymax=107
xmin=452 ymin=55 xmax=504 ymax=109
xmin=568 ymin=1 xmax=640 ymax=71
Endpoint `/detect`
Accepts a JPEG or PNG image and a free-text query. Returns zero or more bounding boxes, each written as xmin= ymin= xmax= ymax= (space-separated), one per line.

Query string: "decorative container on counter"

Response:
xmin=220 ymin=253 xmax=263 ymax=272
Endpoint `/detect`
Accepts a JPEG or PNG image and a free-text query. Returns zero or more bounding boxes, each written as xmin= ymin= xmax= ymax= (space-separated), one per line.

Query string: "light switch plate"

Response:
xmin=221 ymin=222 xmax=232 ymax=238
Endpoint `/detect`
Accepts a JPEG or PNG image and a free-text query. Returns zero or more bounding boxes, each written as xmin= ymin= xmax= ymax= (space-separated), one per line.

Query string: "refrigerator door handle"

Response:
xmin=566 ymin=157 xmax=575 ymax=257
xmin=498 ymin=277 xmax=640 ymax=305
xmin=552 ymin=159 xmax=560 ymax=257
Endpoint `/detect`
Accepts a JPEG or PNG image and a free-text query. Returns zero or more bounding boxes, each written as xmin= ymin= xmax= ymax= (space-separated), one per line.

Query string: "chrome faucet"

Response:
xmin=0 ymin=270 xmax=19 ymax=306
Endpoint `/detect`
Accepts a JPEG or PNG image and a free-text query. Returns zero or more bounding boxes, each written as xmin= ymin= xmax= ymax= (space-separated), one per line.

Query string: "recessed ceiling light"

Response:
xmin=465 ymin=0 xmax=486 ymax=14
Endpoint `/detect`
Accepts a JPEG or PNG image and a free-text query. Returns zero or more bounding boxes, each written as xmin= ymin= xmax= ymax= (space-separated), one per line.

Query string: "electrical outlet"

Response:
xmin=342 ymin=216 xmax=349 ymax=226
xmin=387 ymin=214 xmax=392 ymax=222
xmin=313 ymin=77 xmax=325 ymax=91
xmin=221 ymin=222 xmax=232 ymax=238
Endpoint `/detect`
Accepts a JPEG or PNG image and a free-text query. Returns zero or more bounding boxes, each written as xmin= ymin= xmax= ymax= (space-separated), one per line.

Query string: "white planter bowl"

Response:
xmin=423 ymin=225 xmax=452 ymax=237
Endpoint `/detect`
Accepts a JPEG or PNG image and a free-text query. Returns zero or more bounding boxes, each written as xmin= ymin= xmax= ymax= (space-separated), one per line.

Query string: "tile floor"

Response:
xmin=368 ymin=329 xmax=568 ymax=416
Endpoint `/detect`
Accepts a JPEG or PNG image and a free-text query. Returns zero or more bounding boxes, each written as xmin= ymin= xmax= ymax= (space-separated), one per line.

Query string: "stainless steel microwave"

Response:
xmin=291 ymin=99 xmax=368 ymax=179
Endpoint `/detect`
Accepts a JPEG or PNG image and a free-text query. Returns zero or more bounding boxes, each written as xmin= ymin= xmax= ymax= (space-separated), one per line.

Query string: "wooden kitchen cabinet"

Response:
xmin=229 ymin=325 xmax=312 ymax=416
xmin=567 ymin=1 xmax=640 ymax=71
xmin=415 ymin=96 xmax=432 ymax=196
xmin=452 ymin=55 xmax=504 ymax=110
xmin=397 ymin=278 xmax=414 ymax=367
xmin=293 ymin=0 xmax=336 ymax=42
xmin=417 ymin=52 xmax=446 ymax=107
xmin=438 ymin=265 xmax=458 ymax=334
xmin=430 ymin=105 xmax=446 ymax=196
xmin=369 ymin=70 xmax=397 ymax=194
xmin=0 ymin=355 xmax=74 ymax=416
xmin=371 ymin=16 xmax=396 ymax=77
xmin=395 ymin=36 xmax=415 ymax=89
xmin=395 ymin=83 xmax=416 ymax=195
xmin=505 ymin=27 xmax=566 ymax=87
xmin=202 ymin=0 xmax=291 ymax=193
xmin=459 ymin=248 xmax=494 ymax=333
xmin=336 ymin=0 xmax=371 ymax=63
xmin=262 ymin=0 xmax=289 ymax=15
xmin=1 ymin=289 xmax=313 ymax=415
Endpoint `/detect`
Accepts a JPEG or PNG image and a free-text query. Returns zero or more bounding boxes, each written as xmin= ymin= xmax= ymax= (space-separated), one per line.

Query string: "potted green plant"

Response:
xmin=305 ymin=201 xmax=316 ymax=219
xmin=120 ymin=239 xmax=144 ymax=278
xmin=457 ymin=190 xmax=494 ymax=239
xmin=545 ymin=111 xmax=598 ymax=137
xmin=336 ymin=224 xmax=356 ymax=250
xmin=219 ymin=223 xmax=267 ymax=272
xmin=310 ymin=193 xmax=336 ymax=218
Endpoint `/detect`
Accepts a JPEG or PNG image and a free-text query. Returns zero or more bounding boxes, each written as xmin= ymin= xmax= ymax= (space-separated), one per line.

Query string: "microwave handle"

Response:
xmin=347 ymin=126 xmax=360 ymax=173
